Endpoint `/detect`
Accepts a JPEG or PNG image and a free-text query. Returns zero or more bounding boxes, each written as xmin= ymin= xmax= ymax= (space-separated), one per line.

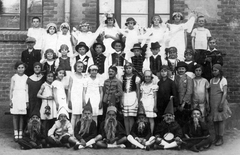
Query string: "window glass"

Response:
xmin=121 ymin=0 xmax=148 ymax=14
xmin=27 ymin=0 xmax=43 ymax=28
xmin=155 ymin=0 xmax=170 ymax=14
xmin=99 ymin=0 xmax=115 ymax=13
xmin=1 ymin=0 xmax=20 ymax=13
xmin=121 ymin=15 xmax=148 ymax=28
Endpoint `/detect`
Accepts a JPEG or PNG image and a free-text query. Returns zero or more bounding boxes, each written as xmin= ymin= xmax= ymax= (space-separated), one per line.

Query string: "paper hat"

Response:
xmin=75 ymin=42 xmax=89 ymax=52
xmin=83 ymin=99 xmax=93 ymax=113
xmin=89 ymin=65 xmax=98 ymax=70
xmin=46 ymin=23 xmax=57 ymax=31
xmin=25 ymin=37 xmax=36 ymax=43
xmin=60 ymin=22 xmax=70 ymax=30
xmin=93 ymin=42 xmax=106 ymax=53
xmin=107 ymin=106 xmax=117 ymax=113
xmin=130 ymin=43 xmax=143 ymax=52
xmin=150 ymin=42 xmax=161 ymax=49
xmin=137 ymin=101 xmax=146 ymax=116
xmin=57 ymin=106 xmax=69 ymax=119
xmin=172 ymin=12 xmax=183 ymax=18
xmin=164 ymin=96 xmax=174 ymax=115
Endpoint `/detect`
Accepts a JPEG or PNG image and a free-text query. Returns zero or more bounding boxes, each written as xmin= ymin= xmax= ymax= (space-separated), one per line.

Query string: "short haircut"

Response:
xmin=14 ymin=61 xmax=27 ymax=70
xmin=44 ymin=49 xmax=58 ymax=59
xmin=74 ymin=61 xmax=84 ymax=72
xmin=32 ymin=16 xmax=41 ymax=22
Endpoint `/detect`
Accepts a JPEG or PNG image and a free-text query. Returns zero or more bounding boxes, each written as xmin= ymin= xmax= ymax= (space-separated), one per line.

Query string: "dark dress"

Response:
xmin=27 ymin=77 xmax=45 ymax=117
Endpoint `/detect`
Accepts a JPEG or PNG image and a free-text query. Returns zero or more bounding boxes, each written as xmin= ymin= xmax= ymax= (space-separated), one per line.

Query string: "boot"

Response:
xmin=213 ymin=135 xmax=219 ymax=144
xmin=215 ymin=136 xmax=223 ymax=146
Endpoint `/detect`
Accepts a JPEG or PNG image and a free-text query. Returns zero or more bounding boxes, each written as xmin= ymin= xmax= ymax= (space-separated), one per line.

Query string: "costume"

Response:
xmin=143 ymin=55 xmax=162 ymax=76
xmin=167 ymin=58 xmax=180 ymax=77
xmin=191 ymin=27 xmax=211 ymax=50
xmin=42 ymin=60 xmax=56 ymax=75
xmin=27 ymin=27 xmax=45 ymax=50
xmin=140 ymin=82 xmax=158 ymax=118
xmin=93 ymin=53 xmax=107 ymax=75
xmin=42 ymin=33 xmax=58 ymax=56
xmin=10 ymin=74 xmax=28 ymax=115
xmin=84 ymin=76 xmax=103 ymax=116
xmin=75 ymin=54 xmax=94 ymax=73
xmin=122 ymin=74 xmax=140 ymax=117
xmin=108 ymin=51 xmax=126 ymax=80
xmin=130 ymin=122 xmax=151 ymax=140
xmin=21 ymin=49 xmax=41 ymax=76
xmin=157 ymin=78 xmax=178 ymax=121
xmin=70 ymin=73 xmax=85 ymax=115
xmin=192 ymin=78 xmax=209 ymax=116
xmin=27 ymin=76 xmax=44 ymax=117
xmin=39 ymin=82 xmax=57 ymax=120
xmin=57 ymin=33 xmax=73 ymax=57
xmin=185 ymin=60 xmax=197 ymax=79
xmin=74 ymin=120 xmax=97 ymax=142
xmin=210 ymin=77 xmax=231 ymax=121
xmin=52 ymin=80 xmax=68 ymax=110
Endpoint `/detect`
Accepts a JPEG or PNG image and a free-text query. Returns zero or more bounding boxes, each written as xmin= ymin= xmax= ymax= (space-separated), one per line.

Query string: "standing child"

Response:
xmin=27 ymin=16 xmax=45 ymax=51
xmin=140 ymin=70 xmax=158 ymax=134
xmin=192 ymin=64 xmax=210 ymax=120
xmin=210 ymin=64 xmax=231 ymax=146
xmin=74 ymin=42 xmax=94 ymax=74
xmin=42 ymin=23 xmax=58 ymax=57
xmin=165 ymin=47 xmax=180 ymax=80
xmin=83 ymin=65 xmax=103 ymax=125
xmin=191 ymin=15 xmax=211 ymax=62
xmin=108 ymin=40 xmax=126 ymax=80
xmin=122 ymin=63 xmax=141 ymax=135
xmin=9 ymin=61 xmax=28 ymax=141
xmin=21 ymin=37 xmax=41 ymax=76
xmin=41 ymin=49 xmax=57 ymax=78
xmin=37 ymin=71 xmax=57 ymax=137
xmin=184 ymin=49 xmax=197 ymax=79
xmin=68 ymin=61 xmax=85 ymax=132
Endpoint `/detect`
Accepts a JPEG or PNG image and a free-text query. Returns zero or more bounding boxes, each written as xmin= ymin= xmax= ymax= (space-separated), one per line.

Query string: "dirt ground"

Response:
xmin=0 ymin=129 xmax=240 ymax=155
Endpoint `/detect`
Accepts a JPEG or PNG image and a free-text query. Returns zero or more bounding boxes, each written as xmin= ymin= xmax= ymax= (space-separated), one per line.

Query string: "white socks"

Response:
xmin=127 ymin=135 xmax=145 ymax=149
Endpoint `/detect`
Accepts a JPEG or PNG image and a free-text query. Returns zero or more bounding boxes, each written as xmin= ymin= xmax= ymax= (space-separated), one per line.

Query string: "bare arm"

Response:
xmin=37 ymin=84 xmax=46 ymax=99
xmin=9 ymin=77 xmax=15 ymax=107
xmin=99 ymin=86 xmax=103 ymax=108
xmin=191 ymin=37 xmax=196 ymax=52
xmin=53 ymin=87 xmax=59 ymax=110
xmin=82 ymin=87 xmax=87 ymax=107
xmin=220 ymin=85 xmax=227 ymax=106
xmin=67 ymin=77 xmax=73 ymax=109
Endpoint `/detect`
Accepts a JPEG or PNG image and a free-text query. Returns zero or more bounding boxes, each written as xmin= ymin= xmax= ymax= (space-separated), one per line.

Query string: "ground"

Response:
xmin=0 ymin=129 xmax=240 ymax=155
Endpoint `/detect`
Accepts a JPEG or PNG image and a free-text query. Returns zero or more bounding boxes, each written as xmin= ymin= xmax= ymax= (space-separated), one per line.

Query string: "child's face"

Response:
xmin=80 ymin=25 xmax=88 ymax=32
xmin=152 ymin=16 xmax=161 ymax=26
xmin=133 ymin=49 xmax=142 ymax=56
xmin=46 ymin=52 xmax=54 ymax=60
xmin=169 ymin=48 xmax=177 ymax=59
xmin=177 ymin=67 xmax=186 ymax=75
xmin=174 ymin=15 xmax=182 ymax=23
xmin=144 ymin=73 xmax=152 ymax=83
xmin=48 ymin=26 xmax=56 ymax=35
xmin=61 ymin=48 xmax=68 ymax=56
xmin=212 ymin=68 xmax=220 ymax=77
xmin=34 ymin=65 xmax=41 ymax=74
xmin=57 ymin=70 xmax=65 ymax=80
xmin=107 ymin=18 xmax=114 ymax=26
xmin=108 ymin=68 xmax=117 ymax=78
xmin=127 ymin=21 xmax=135 ymax=29
xmin=185 ymin=53 xmax=193 ymax=61
xmin=195 ymin=67 xmax=202 ymax=77
xmin=27 ymin=42 xmax=35 ymax=49
xmin=95 ymin=45 xmax=103 ymax=55
xmin=32 ymin=19 xmax=40 ymax=28
xmin=125 ymin=66 xmax=133 ymax=74
xmin=62 ymin=27 xmax=68 ymax=35
xmin=59 ymin=114 xmax=67 ymax=122
xmin=31 ymin=115 xmax=40 ymax=121
xmin=114 ymin=43 xmax=122 ymax=52
xmin=197 ymin=17 xmax=205 ymax=27
xmin=151 ymin=48 xmax=160 ymax=56
xmin=160 ymin=69 xmax=168 ymax=78
xmin=76 ymin=63 xmax=84 ymax=73
xmin=90 ymin=69 xmax=98 ymax=77
xmin=138 ymin=115 xmax=146 ymax=122
xmin=46 ymin=73 xmax=54 ymax=83
xmin=77 ymin=47 xmax=87 ymax=56
xmin=192 ymin=110 xmax=201 ymax=119
xmin=17 ymin=64 xmax=25 ymax=75
xmin=208 ymin=40 xmax=216 ymax=50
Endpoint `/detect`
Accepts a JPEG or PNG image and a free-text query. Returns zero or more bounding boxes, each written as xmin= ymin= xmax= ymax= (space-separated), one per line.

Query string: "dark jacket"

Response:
xmin=74 ymin=120 xmax=97 ymax=142
xmin=154 ymin=121 xmax=183 ymax=138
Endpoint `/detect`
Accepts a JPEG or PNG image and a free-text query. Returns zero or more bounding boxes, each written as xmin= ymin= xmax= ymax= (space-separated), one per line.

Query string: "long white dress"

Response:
xmin=84 ymin=76 xmax=103 ymax=116
xmin=27 ymin=27 xmax=46 ymax=50
xmin=57 ymin=32 xmax=73 ymax=57
xmin=10 ymin=74 xmax=28 ymax=115
xmin=70 ymin=73 xmax=85 ymax=115
xmin=52 ymin=80 xmax=69 ymax=111
xmin=42 ymin=33 xmax=58 ymax=57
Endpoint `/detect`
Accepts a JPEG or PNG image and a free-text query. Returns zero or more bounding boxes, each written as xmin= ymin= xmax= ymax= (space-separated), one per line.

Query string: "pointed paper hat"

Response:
xmin=164 ymin=96 xmax=174 ymax=115
xmin=84 ymin=99 xmax=93 ymax=113
xmin=137 ymin=101 xmax=146 ymax=116
xmin=57 ymin=106 xmax=69 ymax=119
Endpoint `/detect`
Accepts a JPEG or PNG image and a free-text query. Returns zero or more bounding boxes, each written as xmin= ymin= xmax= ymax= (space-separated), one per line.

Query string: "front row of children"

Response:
xmin=11 ymin=58 xmax=231 ymax=152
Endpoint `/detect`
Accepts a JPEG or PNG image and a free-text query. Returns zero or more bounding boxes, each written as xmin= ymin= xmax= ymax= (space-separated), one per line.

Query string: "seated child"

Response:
xmin=183 ymin=108 xmax=212 ymax=152
xmin=47 ymin=107 xmax=77 ymax=148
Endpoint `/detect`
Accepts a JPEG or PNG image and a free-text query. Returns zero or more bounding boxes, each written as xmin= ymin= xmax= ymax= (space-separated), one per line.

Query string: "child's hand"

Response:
xmin=153 ymin=106 xmax=158 ymax=113
xmin=46 ymin=96 xmax=54 ymax=100
xmin=218 ymin=104 xmax=223 ymax=112
xmin=9 ymin=101 xmax=13 ymax=108
xmin=205 ymin=57 xmax=212 ymax=62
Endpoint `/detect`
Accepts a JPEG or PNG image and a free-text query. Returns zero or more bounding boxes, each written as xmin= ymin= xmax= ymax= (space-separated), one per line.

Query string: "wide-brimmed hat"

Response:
xmin=176 ymin=61 xmax=187 ymax=70
xmin=150 ymin=42 xmax=161 ymax=50
xmin=130 ymin=43 xmax=142 ymax=52
xmin=25 ymin=37 xmax=36 ymax=43
xmin=111 ymin=40 xmax=125 ymax=50
xmin=75 ymin=42 xmax=89 ymax=52
xmin=93 ymin=42 xmax=106 ymax=53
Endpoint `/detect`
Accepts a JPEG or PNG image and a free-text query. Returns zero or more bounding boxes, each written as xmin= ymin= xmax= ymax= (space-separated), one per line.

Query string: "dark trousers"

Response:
xmin=183 ymin=136 xmax=212 ymax=149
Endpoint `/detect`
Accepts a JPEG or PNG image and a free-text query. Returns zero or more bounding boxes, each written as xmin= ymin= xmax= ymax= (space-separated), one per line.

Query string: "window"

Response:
xmin=98 ymin=0 xmax=172 ymax=28
xmin=0 ymin=0 xmax=43 ymax=30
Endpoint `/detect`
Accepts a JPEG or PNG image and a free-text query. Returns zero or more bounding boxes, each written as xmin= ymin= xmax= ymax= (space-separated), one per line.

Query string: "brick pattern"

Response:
xmin=82 ymin=0 xmax=97 ymax=31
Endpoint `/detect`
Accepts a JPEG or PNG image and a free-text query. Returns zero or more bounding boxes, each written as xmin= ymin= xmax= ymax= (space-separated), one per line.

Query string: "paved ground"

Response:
xmin=0 ymin=129 xmax=240 ymax=155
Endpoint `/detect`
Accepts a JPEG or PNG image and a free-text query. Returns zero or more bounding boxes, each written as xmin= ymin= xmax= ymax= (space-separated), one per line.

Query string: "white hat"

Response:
xmin=57 ymin=107 xmax=69 ymax=119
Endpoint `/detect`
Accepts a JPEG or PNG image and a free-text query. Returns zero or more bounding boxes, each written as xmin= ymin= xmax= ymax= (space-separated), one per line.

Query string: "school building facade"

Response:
xmin=0 ymin=0 xmax=239 ymax=129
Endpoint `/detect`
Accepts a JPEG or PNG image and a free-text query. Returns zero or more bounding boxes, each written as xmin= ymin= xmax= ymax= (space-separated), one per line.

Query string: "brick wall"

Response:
xmin=82 ymin=0 xmax=97 ymax=31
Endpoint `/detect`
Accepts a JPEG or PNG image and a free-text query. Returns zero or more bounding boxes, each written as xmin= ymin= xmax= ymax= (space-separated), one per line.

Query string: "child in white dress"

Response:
xmin=140 ymin=70 xmax=158 ymax=134
xmin=68 ymin=61 xmax=85 ymax=131
xmin=83 ymin=65 xmax=103 ymax=125
xmin=9 ymin=61 xmax=28 ymax=141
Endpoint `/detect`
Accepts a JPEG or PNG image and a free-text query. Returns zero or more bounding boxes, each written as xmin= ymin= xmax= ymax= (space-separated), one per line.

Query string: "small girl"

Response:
xmin=83 ymin=65 xmax=103 ymax=125
xmin=74 ymin=42 xmax=94 ymax=74
xmin=41 ymin=49 xmax=57 ymax=77
xmin=52 ymin=68 xmax=68 ymax=111
xmin=57 ymin=23 xmax=73 ymax=57
xmin=42 ymin=23 xmax=58 ymax=57
xmin=184 ymin=49 xmax=197 ymax=79
xmin=122 ymin=62 xmax=141 ymax=135
xmin=9 ymin=61 xmax=28 ymax=141
xmin=37 ymin=71 xmax=57 ymax=137
xmin=210 ymin=64 xmax=231 ymax=146
xmin=165 ymin=47 xmax=180 ymax=80
xmin=140 ymin=70 xmax=158 ymax=134
xmin=68 ymin=61 xmax=85 ymax=131
xmin=192 ymin=64 xmax=210 ymax=121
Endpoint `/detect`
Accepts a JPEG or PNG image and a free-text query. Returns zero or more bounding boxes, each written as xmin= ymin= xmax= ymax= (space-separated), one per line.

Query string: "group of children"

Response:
xmin=9 ymin=12 xmax=231 ymax=152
